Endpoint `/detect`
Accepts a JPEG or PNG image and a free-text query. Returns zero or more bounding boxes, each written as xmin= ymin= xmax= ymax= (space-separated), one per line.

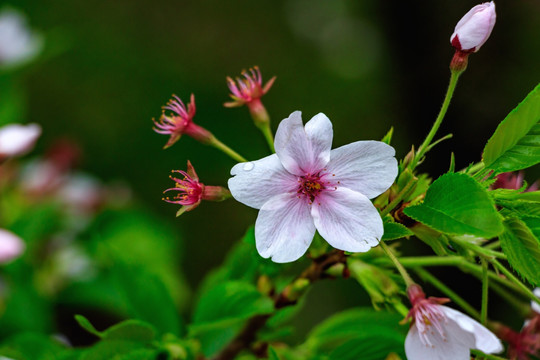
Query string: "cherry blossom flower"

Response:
xmin=0 ymin=228 xmax=25 ymax=264
xmin=451 ymin=2 xmax=496 ymax=53
xmin=224 ymin=66 xmax=275 ymax=109
xmin=0 ymin=8 xmax=43 ymax=67
xmin=224 ymin=67 xmax=276 ymax=127
xmin=153 ymin=94 xmax=213 ymax=149
xmin=0 ymin=123 xmax=41 ymax=160
xmin=405 ymin=284 xmax=503 ymax=360
xmin=163 ymin=161 xmax=230 ymax=217
xmin=228 ymin=111 xmax=398 ymax=263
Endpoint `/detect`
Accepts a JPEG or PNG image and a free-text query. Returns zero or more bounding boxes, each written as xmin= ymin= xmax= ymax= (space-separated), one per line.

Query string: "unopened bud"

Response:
xmin=451 ymin=2 xmax=496 ymax=53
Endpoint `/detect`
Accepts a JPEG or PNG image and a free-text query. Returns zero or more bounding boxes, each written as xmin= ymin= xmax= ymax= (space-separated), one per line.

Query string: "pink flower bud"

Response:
xmin=451 ymin=2 xmax=496 ymax=53
xmin=0 ymin=229 xmax=25 ymax=264
xmin=0 ymin=123 xmax=41 ymax=160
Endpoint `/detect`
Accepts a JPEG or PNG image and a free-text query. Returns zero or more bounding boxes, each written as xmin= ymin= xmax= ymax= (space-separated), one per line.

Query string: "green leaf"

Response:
xmin=522 ymin=216 xmax=540 ymax=239
xmin=0 ymin=333 xmax=65 ymax=360
xmin=197 ymin=226 xmax=281 ymax=297
xmin=348 ymin=259 xmax=401 ymax=310
xmin=382 ymin=221 xmax=413 ymax=241
xmin=404 ymin=173 xmax=503 ymax=238
xmin=80 ymin=340 xmax=148 ymax=360
xmin=268 ymin=346 xmax=281 ymax=360
xmin=115 ymin=349 xmax=161 ymax=360
xmin=74 ymin=319 xmax=158 ymax=360
xmin=500 ymin=217 xmax=540 ymax=286
xmin=483 ymin=83 xmax=540 ymax=173
xmin=103 ymin=320 xmax=156 ymax=342
xmin=327 ymin=336 xmax=405 ymax=360
xmin=304 ymin=307 xmax=405 ymax=353
xmin=381 ymin=127 xmax=394 ymax=145
xmin=190 ymin=281 xmax=274 ymax=357
xmin=75 ymin=314 xmax=103 ymax=338
xmin=496 ymin=199 xmax=540 ymax=218
xmin=89 ymin=209 xmax=190 ymax=310
xmin=0 ymin=280 xmax=53 ymax=337
xmin=113 ymin=262 xmax=183 ymax=336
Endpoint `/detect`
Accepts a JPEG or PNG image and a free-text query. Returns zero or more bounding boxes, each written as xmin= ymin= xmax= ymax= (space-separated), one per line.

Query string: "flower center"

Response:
xmin=297 ymin=172 xmax=337 ymax=204
xmin=412 ymin=301 xmax=448 ymax=347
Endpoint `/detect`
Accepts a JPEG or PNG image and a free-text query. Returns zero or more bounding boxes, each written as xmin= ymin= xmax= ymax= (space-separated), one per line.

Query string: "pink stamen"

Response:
xmin=296 ymin=171 xmax=337 ymax=204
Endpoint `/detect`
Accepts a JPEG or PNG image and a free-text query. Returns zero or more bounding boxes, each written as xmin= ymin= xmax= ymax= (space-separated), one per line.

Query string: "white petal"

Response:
xmin=229 ymin=154 xmax=298 ymax=209
xmin=0 ymin=229 xmax=25 ymax=263
xmin=0 ymin=123 xmax=41 ymax=157
xmin=274 ymin=111 xmax=332 ymax=176
xmin=311 ymin=187 xmax=383 ymax=252
xmin=532 ymin=288 xmax=540 ymax=314
xmin=255 ymin=193 xmax=315 ymax=263
xmin=405 ymin=323 xmax=471 ymax=360
xmin=304 ymin=113 xmax=332 ymax=171
xmin=441 ymin=306 xmax=503 ymax=354
xmin=325 ymin=141 xmax=397 ymax=199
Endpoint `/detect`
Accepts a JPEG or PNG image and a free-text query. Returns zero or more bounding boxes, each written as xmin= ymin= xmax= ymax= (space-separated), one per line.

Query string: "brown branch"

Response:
xmin=211 ymin=250 xmax=348 ymax=360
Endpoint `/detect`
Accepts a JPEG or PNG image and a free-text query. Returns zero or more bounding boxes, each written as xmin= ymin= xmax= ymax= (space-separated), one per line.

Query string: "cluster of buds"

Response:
xmin=154 ymin=67 xmax=276 ymax=214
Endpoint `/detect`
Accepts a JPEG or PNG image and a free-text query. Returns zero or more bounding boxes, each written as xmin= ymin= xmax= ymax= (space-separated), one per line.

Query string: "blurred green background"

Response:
xmin=2 ymin=0 xmax=540 ymax=342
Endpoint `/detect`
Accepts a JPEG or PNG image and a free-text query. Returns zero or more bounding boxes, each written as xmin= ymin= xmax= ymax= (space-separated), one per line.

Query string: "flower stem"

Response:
xmin=383 ymin=256 xmax=528 ymax=297
xmin=380 ymin=176 xmax=416 ymax=217
xmin=379 ymin=241 xmax=414 ymax=287
xmin=481 ymin=258 xmax=489 ymax=325
xmin=490 ymin=259 xmax=540 ymax=307
xmin=414 ymin=267 xmax=481 ymax=321
xmin=410 ymin=70 xmax=461 ymax=170
xmin=211 ymin=137 xmax=248 ymax=163
xmin=257 ymin=122 xmax=275 ymax=153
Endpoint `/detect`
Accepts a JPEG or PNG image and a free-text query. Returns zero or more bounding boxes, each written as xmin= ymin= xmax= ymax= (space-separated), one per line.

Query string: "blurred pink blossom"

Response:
xmin=0 ymin=123 xmax=41 ymax=160
xmin=0 ymin=229 xmax=25 ymax=264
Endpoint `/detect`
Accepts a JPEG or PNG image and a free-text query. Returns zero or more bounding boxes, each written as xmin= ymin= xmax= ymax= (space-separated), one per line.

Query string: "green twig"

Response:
xmin=410 ymin=70 xmax=461 ymax=170
xmin=379 ymin=256 xmax=530 ymax=298
xmin=481 ymin=258 xmax=489 ymax=325
xmin=211 ymin=138 xmax=248 ymax=163
xmin=257 ymin=123 xmax=275 ymax=153
xmin=380 ymin=177 xmax=416 ymax=217
xmin=490 ymin=259 xmax=540 ymax=306
xmin=379 ymin=241 xmax=415 ymax=287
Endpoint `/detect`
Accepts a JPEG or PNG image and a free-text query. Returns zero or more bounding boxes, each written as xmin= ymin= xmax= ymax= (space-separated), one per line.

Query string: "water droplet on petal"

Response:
xmin=243 ymin=162 xmax=254 ymax=171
